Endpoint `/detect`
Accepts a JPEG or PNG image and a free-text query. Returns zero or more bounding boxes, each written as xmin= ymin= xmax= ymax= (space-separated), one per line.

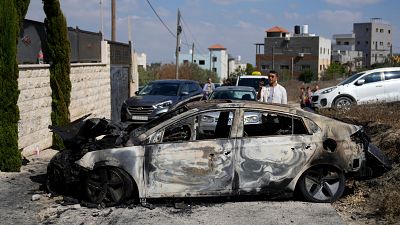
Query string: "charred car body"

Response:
xmin=47 ymin=101 xmax=391 ymax=206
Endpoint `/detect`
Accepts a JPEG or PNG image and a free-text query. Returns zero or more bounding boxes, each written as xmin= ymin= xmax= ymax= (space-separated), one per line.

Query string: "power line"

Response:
xmin=180 ymin=13 xmax=208 ymax=55
xmin=145 ymin=0 xmax=176 ymax=39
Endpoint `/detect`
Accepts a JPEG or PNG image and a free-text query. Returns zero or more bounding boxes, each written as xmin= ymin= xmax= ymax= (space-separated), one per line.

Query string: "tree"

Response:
xmin=324 ymin=62 xmax=346 ymax=80
xmin=43 ymin=0 xmax=71 ymax=149
xmin=245 ymin=63 xmax=255 ymax=75
xmin=298 ymin=69 xmax=314 ymax=83
xmin=0 ymin=0 xmax=30 ymax=171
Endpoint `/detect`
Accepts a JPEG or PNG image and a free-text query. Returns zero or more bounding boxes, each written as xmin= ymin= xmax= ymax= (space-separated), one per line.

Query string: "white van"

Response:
xmin=312 ymin=67 xmax=400 ymax=108
xmin=235 ymin=75 xmax=268 ymax=92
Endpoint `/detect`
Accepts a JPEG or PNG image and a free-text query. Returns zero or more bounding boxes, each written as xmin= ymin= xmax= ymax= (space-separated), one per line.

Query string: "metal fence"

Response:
xmin=17 ymin=19 xmax=102 ymax=64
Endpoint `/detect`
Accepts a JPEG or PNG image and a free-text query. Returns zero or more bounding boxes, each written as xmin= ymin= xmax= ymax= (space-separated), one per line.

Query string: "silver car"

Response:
xmin=47 ymin=101 xmax=391 ymax=206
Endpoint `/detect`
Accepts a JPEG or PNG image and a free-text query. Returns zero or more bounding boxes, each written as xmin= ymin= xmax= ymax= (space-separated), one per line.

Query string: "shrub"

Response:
xmin=43 ymin=0 xmax=71 ymax=149
xmin=298 ymin=69 xmax=314 ymax=83
xmin=0 ymin=0 xmax=30 ymax=171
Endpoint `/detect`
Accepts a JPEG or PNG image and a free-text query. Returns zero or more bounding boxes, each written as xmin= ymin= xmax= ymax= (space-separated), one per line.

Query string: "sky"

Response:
xmin=26 ymin=0 xmax=400 ymax=64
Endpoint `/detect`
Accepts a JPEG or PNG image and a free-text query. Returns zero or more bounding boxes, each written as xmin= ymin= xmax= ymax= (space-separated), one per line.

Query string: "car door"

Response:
xmin=383 ymin=70 xmax=400 ymax=102
xmin=354 ymin=72 xmax=384 ymax=104
xmin=143 ymin=109 xmax=238 ymax=198
xmin=234 ymin=109 xmax=317 ymax=194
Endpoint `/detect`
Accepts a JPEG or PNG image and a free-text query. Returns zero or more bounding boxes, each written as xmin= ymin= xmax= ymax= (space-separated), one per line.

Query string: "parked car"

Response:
xmin=312 ymin=67 xmax=400 ymax=109
xmin=235 ymin=75 xmax=268 ymax=93
xmin=199 ymin=86 xmax=259 ymax=135
xmin=121 ymin=80 xmax=203 ymax=123
xmin=47 ymin=101 xmax=391 ymax=206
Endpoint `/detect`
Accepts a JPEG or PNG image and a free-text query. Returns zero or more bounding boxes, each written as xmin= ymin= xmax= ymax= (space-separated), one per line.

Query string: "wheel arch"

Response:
xmin=332 ymin=94 xmax=356 ymax=106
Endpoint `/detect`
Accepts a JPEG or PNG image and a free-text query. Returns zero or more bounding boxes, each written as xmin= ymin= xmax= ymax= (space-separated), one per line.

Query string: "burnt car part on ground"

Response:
xmin=47 ymin=101 xmax=391 ymax=206
xmin=120 ymin=80 xmax=203 ymax=125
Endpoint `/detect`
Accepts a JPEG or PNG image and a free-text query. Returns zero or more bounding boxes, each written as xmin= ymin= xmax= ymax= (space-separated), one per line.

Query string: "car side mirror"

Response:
xmin=134 ymin=91 xmax=139 ymax=95
xmin=356 ymin=79 xmax=365 ymax=86
xmin=181 ymin=91 xmax=189 ymax=96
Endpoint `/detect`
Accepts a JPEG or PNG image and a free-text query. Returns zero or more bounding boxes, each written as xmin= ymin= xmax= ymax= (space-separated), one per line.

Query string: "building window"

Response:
xmin=183 ymin=60 xmax=189 ymax=64
xmin=337 ymin=41 xmax=341 ymax=45
xmin=357 ymin=41 xmax=360 ymax=45
xmin=212 ymin=68 xmax=217 ymax=72
xmin=261 ymin=65 xmax=267 ymax=70
xmin=365 ymin=41 xmax=369 ymax=45
xmin=328 ymin=49 xmax=330 ymax=55
xmin=323 ymin=48 xmax=325 ymax=54
xmin=194 ymin=60 xmax=197 ymax=63
xmin=199 ymin=60 xmax=205 ymax=65
xmin=301 ymin=65 xmax=311 ymax=71
xmin=380 ymin=42 xmax=384 ymax=46
xmin=212 ymin=57 xmax=217 ymax=62
xmin=320 ymin=65 xmax=322 ymax=70
xmin=388 ymin=42 xmax=391 ymax=47
xmin=280 ymin=65 xmax=289 ymax=70
xmin=302 ymin=47 xmax=311 ymax=53
xmin=380 ymin=29 xmax=384 ymax=33
xmin=320 ymin=48 xmax=322 ymax=54
xmin=366 ymin=28 xmax=369 ymax=32
xmin=376 ymin=28 xmax=379 ymax=32
xmin=389 ymin=30 xmax=391 ymax=34
xmin=344 ymin=41 xmax=349 ymax=45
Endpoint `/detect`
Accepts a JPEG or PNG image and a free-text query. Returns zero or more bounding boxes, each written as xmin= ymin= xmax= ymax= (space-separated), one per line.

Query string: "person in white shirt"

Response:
xmin=258 ymin=70 xmax=287 ymax=104
xmin=203 ymin=77 xmax=215 ymax=99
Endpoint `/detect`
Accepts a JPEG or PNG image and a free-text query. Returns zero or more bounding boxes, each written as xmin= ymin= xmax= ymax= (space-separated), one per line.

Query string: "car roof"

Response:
xmin=363 ymin=67 xmax=400 ymax=73
xmin=238 ymin=75 xmax=268 ymax=78
xmin=213 ymin=86 xmax=256 ymax=92
xmin=183 ymin=100 xmax=293 ymax=113
xmin=150 ymin=79 xmax=198 ymax=84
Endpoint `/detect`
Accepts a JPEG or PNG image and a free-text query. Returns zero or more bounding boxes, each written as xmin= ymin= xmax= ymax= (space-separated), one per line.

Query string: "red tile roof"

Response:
xmin=266 ymin=26 xmax=289 ymax=33
xmin=208 ymin=44 xmax=226 ymax=50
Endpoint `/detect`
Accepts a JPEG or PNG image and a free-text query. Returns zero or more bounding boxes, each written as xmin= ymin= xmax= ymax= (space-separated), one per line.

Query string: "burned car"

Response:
xmin=47 ymin=101 xmax=391 ymax=206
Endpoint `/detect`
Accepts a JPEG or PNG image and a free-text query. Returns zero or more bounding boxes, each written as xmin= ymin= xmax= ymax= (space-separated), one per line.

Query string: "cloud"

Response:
xmin=284 ymin=12 xmax=300 ymax=20
xmin=325 ymin=0 xmax=381 ymax=6
xmin=318 ymin=10 xmax=362 ymax=24
xmin=236 ymin=21 xmax=252 ymax=29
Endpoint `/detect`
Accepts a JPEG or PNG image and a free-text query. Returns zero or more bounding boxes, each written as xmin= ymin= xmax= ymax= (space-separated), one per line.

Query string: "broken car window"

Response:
xmin=242 ymin=111 xmax=308 ymax=137
xmin=161 ymin=110 xmax=235 ymax=143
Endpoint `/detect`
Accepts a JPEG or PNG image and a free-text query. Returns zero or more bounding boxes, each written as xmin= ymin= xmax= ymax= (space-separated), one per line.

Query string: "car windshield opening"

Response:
xmin=138 ymin=83 xmax=180 ymax=96
xmin=338 ymin=72 xmax=365 ymax=85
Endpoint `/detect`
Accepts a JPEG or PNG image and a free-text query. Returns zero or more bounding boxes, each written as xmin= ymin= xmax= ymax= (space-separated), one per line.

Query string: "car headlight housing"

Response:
xmin=321 ymin=87 xmax=337 ymax=94
xmin=201 ymin=115 xmax=215 ymax=123
xmin=153 ymin=100 xmax=172 ymax=109
xmin=244 ymin=115 xmax=260 ymax=124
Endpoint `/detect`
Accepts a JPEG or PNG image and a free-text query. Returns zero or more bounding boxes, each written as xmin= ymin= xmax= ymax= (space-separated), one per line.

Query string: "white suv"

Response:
xmin=235 ymin=75 xmax=268 ymax=92
xmin=312 ymin=67 xmax=400 ymax=108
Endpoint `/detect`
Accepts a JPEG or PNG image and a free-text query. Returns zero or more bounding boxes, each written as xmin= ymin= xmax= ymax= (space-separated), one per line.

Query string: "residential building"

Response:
xmin=228 ymin=55 xmax=247 ymax=76
xmin=331 ymin=34 xmax=363 ymax=71
xmin=179 ymin=44 xmax=229 ymax=81
xmin=354 ymin=18 xmax=392 ymax=67
xmin=256 ymin=25 xmax=331 ymax=80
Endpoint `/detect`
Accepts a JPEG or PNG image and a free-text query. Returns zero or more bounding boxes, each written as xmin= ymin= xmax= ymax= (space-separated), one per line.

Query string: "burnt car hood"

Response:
xmin=125 ymin=95 xmax=180 ymax=107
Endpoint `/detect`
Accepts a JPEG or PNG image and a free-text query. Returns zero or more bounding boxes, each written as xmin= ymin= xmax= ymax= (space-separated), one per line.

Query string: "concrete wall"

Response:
xmin=17 ymin=43 xmax=110 ymax=156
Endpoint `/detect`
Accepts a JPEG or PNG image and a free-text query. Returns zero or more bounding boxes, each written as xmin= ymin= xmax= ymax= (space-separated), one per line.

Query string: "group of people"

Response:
xmin=299 ymin=84 xmax=319 ymax=108
xmin=203 ymin=70 xmax=288 ymax=104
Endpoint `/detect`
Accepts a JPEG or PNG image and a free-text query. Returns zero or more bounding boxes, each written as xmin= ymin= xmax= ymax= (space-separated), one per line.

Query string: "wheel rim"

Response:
xmin=336 ymin=98 xmax=351 ymax=108
xmin=304 ymin=168 xmax=341 ymax=201
xmin=86 ymin=168 xmax=126 ymax=205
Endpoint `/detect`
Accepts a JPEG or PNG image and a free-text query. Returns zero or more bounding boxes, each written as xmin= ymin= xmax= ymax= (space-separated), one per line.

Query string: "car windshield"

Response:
xmin=237 ymin=77 xmax=265 ymax=91
xmin=337 ymin=72 xmax=365 ymax=85
xmin=138 ymin=82 xmax=180 ymax=96
xmin=209 ymin=90 xmax=256 ymax=101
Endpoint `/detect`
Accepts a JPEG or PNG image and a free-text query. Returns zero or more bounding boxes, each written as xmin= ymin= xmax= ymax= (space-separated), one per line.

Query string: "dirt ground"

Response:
xmin=318 ymin=102 xmax=400 ymax=225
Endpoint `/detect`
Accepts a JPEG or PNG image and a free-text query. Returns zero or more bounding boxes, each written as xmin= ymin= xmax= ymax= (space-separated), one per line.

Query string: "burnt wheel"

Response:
xmin=297 ymin=166 xmax=345 ymax=203
xmin=85 ymin=167 xmax=133 ymax=206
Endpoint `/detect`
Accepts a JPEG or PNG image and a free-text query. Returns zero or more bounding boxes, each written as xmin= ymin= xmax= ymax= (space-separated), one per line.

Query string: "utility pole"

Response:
xmin=100 ymin=0 xmax=104 ymax=39
xmin=111 ymin=0 xmax=116 ymax=41
xmin=191 ymin=43 xmax=194 ymax=63
xmin=175 ymin=9 xmax=181 ymax=79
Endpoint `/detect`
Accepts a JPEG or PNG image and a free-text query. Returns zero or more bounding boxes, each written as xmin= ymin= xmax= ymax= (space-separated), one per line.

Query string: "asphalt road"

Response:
xmin=0 ymin=150 xmax=346 ymax=225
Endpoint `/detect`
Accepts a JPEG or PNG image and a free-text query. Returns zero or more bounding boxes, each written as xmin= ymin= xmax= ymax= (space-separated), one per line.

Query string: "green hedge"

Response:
xmin=0 ymin=1 xmax=29 ymax=171
xmin=43 ymin=0 xmax=71 ymax=149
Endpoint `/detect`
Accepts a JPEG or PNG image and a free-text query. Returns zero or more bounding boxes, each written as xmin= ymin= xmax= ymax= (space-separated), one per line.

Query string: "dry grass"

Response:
xmin=318 ymin=103 xmax=400 ymax=224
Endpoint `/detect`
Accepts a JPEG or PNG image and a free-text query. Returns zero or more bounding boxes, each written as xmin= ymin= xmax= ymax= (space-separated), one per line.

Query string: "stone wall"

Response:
xmin=18 ymin=61 xmax=110 ymax=156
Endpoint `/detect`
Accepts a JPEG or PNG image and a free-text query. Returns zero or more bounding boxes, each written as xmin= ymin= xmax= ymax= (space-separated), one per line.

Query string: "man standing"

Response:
xmin=259 ymin=70 xmax=287 ymax=104
xmin=203 ymin=77 xmax=215 ymax=99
